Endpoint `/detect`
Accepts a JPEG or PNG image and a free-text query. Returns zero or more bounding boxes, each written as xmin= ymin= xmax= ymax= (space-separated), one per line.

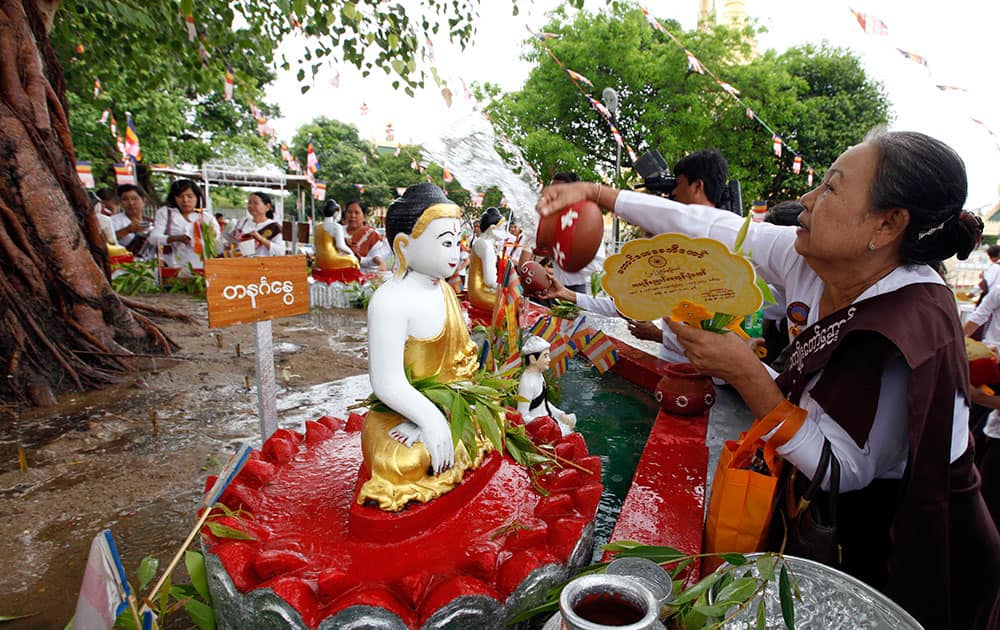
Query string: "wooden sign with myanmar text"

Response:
xmin=601 ymin=233 xmax=761 ymax=321
xmin=205 ymin=256 xmax=309 ymax=328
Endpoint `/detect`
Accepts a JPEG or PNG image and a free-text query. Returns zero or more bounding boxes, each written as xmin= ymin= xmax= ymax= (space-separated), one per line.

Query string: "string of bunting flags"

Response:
xmin=637 ymin=7 xmax=817 ymax=184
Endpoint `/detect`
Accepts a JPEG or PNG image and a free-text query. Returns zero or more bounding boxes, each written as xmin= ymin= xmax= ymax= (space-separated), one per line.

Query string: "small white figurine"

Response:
xmin=517 ymin=336 xmax=577 ymax=435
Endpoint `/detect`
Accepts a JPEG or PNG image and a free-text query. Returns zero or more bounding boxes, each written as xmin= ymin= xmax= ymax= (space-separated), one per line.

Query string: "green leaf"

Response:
xmin=720 ymin=552 xmax=748 ymax=566
xmin=183 ymin=598 xmax=216 ymax=630
xmin=474 ymin=403 xmax=503 ymax=452
xmin=756 ymin=277 xmax=776 ymax=305
xmin=204 ymin=521 xmax=255 ymax=541
xmin=673 ymin=571 xmax=722 ymax=606
xmin=714 ymin=577 xmax=759 ymax=606
xmin=756 ymin=596 xmax=767 ymax=629
xmin=138 ymin=556 xmax=159 ymax=590
xmin=0 ymin=614 xmax=34 ymax=622
xmin=733 ymin=212 xmax=753 ymax=255
xmin=779 ymin=565 xmax=795 ymax=629
xmin=113 ymin=609 xmax=139 ymax=630
xmin=185 ymin=551 xmax=211 ymax=603
xmin=755 ymin=554 xmax=776 ymax=581
xmin=180 ymin=0 xmax=194 ymax=17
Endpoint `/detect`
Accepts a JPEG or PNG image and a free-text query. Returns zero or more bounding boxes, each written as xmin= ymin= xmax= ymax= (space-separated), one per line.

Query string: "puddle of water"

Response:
xmin=558 ymin=359 xmax=661 ymax=560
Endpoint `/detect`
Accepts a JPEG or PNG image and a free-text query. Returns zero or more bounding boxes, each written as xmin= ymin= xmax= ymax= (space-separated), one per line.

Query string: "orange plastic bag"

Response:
xmin=703 ymin=400 xmax=806 ymax=569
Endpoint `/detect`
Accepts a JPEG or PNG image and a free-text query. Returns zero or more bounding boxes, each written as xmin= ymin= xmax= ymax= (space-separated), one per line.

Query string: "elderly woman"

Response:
xmin=149 ymin=179 xmax=216 ymax=271
xmin=229 ymin=191 xmax=283 ymax=257
xmin=344 ymin=200 xmax=390 ymax=273
xmin=536 ymin=131 xmax=1000 ymax=629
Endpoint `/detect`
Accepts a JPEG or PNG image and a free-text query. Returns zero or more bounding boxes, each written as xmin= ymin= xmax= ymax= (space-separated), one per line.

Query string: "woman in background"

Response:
xmin=149 ymin=179 xmax=216 ymax=271
xmin=229 ymin=191 xmax=283 ymax=257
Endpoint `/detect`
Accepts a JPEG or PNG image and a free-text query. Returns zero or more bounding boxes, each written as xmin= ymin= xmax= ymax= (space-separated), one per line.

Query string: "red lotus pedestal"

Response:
xmin=202 ymin=413 xmax=602 ymax=629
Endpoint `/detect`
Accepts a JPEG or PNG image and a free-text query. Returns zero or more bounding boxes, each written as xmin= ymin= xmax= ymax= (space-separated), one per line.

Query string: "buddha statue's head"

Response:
xmin=479 ymin=206 xmax=504 ymax=236
xmin=386 ymin=183 xmax=462 ymax=279
xmin=322 ymin=199 xmax=341 ymax=222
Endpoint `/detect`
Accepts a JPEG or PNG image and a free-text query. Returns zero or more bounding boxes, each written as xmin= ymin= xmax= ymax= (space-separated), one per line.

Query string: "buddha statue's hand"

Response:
xmin=388 ymin=414 xmax=455 ymax=474
xmin=560 ymin=412 xmax=577 ymax=431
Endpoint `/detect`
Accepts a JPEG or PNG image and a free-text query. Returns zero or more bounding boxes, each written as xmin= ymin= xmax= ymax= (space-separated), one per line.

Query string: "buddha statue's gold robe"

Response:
xmin=466 ymin=251 xmax=497 ymax=311
xmin=315 ymin=225 xmax=360 ymax=270
xmin=358 ymin=283 xmax=491 ymax=511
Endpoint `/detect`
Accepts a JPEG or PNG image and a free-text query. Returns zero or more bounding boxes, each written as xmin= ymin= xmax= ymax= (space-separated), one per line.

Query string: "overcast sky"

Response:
xmin=268 ymin=0 xmax=1000 ymax=208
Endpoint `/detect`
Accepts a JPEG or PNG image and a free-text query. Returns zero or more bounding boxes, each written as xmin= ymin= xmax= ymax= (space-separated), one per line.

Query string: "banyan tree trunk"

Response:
xmin=0 ymin=0 xmax=175 ymax=407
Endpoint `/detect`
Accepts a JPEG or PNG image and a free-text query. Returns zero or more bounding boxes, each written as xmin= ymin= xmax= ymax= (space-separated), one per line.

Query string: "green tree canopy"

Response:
xmin=487 ymin=4 xmax=891 ymax=206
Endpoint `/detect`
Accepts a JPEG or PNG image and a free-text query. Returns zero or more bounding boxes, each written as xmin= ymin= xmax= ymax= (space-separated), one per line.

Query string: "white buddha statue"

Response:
xmin=516 ymin=336 xmax=577 ymax=435
xmin=468 ymin=207 xmax=502 ymax=311
xmin=315 ymin=200 xmax=360 ymax=272
xmin=360 ymin=183 xmax=491 ymax=511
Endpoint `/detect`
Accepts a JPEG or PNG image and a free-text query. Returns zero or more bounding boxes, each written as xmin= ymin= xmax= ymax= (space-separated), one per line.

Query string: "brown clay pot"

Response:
xmin=519 ymin=260 xmax=550 ymax=294
xmin=553 ymin=200 xmax=603 ymax=273
xmin=535 ymin=212 xmax=558 ymax=257
xmin=654 ymin=363 xmax=715 ymax=416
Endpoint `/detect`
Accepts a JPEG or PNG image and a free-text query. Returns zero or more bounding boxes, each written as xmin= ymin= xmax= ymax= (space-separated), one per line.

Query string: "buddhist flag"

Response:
xmin=442 ymin=167 xmax=453 ymax=183
xmin=73 ymin=530 xmax=132 ymax=630
xmin=850 ymin=8 xmax=888 ymax=35
xmin=280 ymin=143 xmax=293 ymax=164
xmin=751 ymin=200 xmax=768 ymax=222
xmin=76 ymin=162 xmax=96 ymax=189
xmin=588 ymin=96 xmax=612 ymax=120
xmin=610 ymin=124 xmax=624 ymax=148
xmin=685 ymin=50 xmax=705 ymax=75
xmin=124 ymin=113 xmax=142 ymax=162
xmin=580 ymin=330 xmax=618 ymax=373
xmin=354 ymin=183 xmax=366 ymax=193
xmin=93 ymin=79 xmax=101 ymax=98
xmin=528 ymin=316 xmax=560 ymax=342
xmin=640 ymin=7 xmax=667 ymax=33
xmin=565 ymin=69 xmax=593 ymax=87
xmin=936 ymin=84 xmax=966 ymax=92
xmin=394 ymin=143 xmax=402 ymax=157
xmin=772 ymin=135 xmax=782 ymax=157
xmin=497 ymin=351 xmax=522 ymax=379
xmin=114 ymin=164 xmax=135 ymax=186
xmin=897 ymin=48 xmax=928 ymax=67
xmin=307 ymin=141 xmax=319 ymax=174
xmin=184 ymin=12 xmax=196 ymax=41
xmin=548 ymin=335 xmax=577 ymax=379
xmin=109 ymin=112 xmax=118 ymax=138
xmin=807 ymin=168 xmax=814 ymax=186
xmin=99 ymin=109 xmax=110 ymax=125
xmin=792 ymin=155 xmax=802 ymax=174
xmin=312 ymin=182 xmax=327 ymax=201
xmin=746 ymin=107 xmax=755 ymax=120
xmin=224 ymin=66 xmax=235 ymax=100
xmin=718 ymin=81 xmax=740 ymax=97
xmin=201 ymin=444 xmax=253 ymax=510
xmin=410 ymin=159 xmax=419 ymax=170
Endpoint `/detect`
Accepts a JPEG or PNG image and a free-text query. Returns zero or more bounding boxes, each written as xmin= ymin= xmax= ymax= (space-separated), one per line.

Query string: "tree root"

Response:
xmin=117 ymin=295 xmax=196 ymax=324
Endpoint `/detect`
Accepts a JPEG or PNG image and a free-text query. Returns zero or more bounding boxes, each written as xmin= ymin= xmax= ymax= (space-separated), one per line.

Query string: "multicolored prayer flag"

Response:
xmin=792 ymin=155 xmax=802 ymax=174
xmin=548 ymin=335 xmax=574 ymax=379
xmin=113 ymin=164 xmax=135 ymax=186
xmin=124 ymin=113 xmax=142 ymax=162
xmin=184 ymin=12 xmax=196 ymax=41
xmin=718 ymin=81 xmax=740 ymax=97
xmin=312 ymin=182 xmax=327 ymax=201
xmin=224 ymin=66 xmax=235 ymax=100
xmin=93 ymin=79 xmax=101 ymax=98
xmin=394 ymin=143 xmax=402 ymax=157
xmin=850 ymin=8 xmax=888 ymax=35
xmin=307 ymin=141 xmax=319 ymax=174
xmin=443 ymin=167 xmax=453 ymax=183
xmin=73 ymin=530 xmax=132 ymax=630
xmin=587 ymin=95 xmax=612 ymax=120
xmin=565 ymin=69 xmax=594 ymax=87
xmin=807 ymin=168 xmax=814 ymax=186
xmin=751 ymin=200 xmax=768 ymax=222
xmin=685 ymin=50 xmax=705 ymax=75
xmin=896 ymin=48 xmax=928 ymax=67
xmin=76 ymin=162 xmax=96 ymax=189
xmin=354 ymin=183 xmax=366 ymax=193
xmin=936 ymin=84 xmax=966 ymax=92
xmin=109 ymin=112 xmax=118 ymax=138
xmin=640 ymin=7 xmax=667 ymax=33
xmin=497 ymin=351 xmax=523 ymax=379
xmin=772 ymin=135 xmax=782 ymax=157
xmin=528 ymin=316 xmax=560 ymax=342
xmin=99 ymin=109 xmax=110 ymax=125
xmin=580 ymin=330 xmax=618 ymax=373
xmin=746 ymin=107 xmax=755 ymax=120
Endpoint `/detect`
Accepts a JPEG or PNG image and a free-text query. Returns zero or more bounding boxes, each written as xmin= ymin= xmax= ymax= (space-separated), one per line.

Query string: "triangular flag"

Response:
xmin=224 ymin=66 xmax=235 ymax=100
xmin=718 ymin=81 xmax=740 ymax=97
xmin=565 ymin=69 xmax=593 ymax=87
xmin=73 ymin=530 xmax=132 ymax=630
xmin=124 ymin=112 xmax=142 ymax=162
xmin=772 ymin=135 xmax=782 ymax=157
xmin=685 ymin=50 xmax=705 ymax=75
xmin=792 ymin=155 xmax=802 ymax=174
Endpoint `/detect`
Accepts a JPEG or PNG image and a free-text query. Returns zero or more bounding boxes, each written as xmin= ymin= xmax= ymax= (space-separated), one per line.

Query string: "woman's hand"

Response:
xmin=664 ymin=319 xmax=762 ymax=383
xmin=168 ymin=234 xmax=191 ymax=245
xmin=537 ymin=273 xmax=576 ymax=302
xmin=627 ymin=320 xmax=661 ymax=342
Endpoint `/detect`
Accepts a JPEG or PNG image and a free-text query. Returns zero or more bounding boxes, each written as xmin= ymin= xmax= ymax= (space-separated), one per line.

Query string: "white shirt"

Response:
xmin=968 ymin=285 xmax=1000 ymax=348
xmin=554 ymin=246 xmax=607 ymax=289
xmin=231 ymin=217 xmax=284 ymax=257
xmin=614 ymin=190 xmax=969 ymax=491
xmin=984 ymin=262 xmax=1000 ymax=290
xmin=150 ymin=206 xmax=216 ymax=270
xmin=110 ymin=212 xmax=136 ymax=247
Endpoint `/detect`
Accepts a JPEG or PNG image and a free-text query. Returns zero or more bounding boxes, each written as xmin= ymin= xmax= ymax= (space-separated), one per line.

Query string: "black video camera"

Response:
xmin=632 ymin=149 xmax=743 ymax=216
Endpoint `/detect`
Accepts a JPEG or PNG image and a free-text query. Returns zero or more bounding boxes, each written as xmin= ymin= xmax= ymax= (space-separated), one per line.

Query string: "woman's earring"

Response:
xmin=868 ymin=240 xmax=877 ymax=251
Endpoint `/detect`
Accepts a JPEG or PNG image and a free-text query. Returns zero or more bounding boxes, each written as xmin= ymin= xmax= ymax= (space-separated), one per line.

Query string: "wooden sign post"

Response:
xmin=205 ymin=256 xmax=309 ymax=441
